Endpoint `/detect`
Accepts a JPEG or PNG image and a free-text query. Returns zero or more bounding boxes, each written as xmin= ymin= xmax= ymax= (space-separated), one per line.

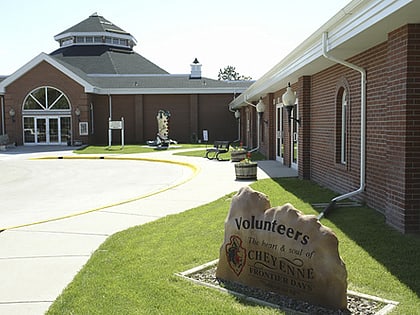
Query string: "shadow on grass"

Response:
xmin=253 ymin=178 xmax=420 ymax=300
xmin=327 ymin=207 xmax=420 ymax=299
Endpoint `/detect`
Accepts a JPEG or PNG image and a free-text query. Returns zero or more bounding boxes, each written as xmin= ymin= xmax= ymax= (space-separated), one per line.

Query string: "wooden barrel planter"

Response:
xmin=234 ymin=162 xmax=257 ymax=180
xmin=230 ymin=150 xmax=247 ymax=162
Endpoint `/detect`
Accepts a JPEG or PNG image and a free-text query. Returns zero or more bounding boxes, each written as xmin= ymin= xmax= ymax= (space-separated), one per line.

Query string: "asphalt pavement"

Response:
xmin=0 ymin=145 xmax=297 ymax=314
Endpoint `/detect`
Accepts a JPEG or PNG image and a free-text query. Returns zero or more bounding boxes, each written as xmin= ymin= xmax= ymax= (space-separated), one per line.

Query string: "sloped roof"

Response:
xmin=85 ymin=73 xmax=252 ymax=94
xmin=0 ymin=53 xmax=252 ymax=95
xmin=50 ymin=45 xmax=168 ymax=75
xmin=55 ymin=13 xmax=131 ymax=37
xmin=0 ymin=13 xmax=253 ymax=95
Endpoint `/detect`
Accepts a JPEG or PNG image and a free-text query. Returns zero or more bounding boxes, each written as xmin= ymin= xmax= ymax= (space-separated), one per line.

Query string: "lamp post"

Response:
xmin=9 ymin=108 xmax=15 ymax=123
xmin=282 ymin=82 xmax=300 ymax=126
xmin=75 ymin=107 xmax=81 ymax=122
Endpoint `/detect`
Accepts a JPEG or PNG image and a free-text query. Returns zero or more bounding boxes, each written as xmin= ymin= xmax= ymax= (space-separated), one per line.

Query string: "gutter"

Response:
xmin=317 ymin=32 xmax=366 ymax=220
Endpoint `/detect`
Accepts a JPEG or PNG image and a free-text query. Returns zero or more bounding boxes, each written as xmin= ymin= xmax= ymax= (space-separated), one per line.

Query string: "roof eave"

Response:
xmin=0 ymin=53 xmax=96 ymax=94
xmin=229 ymin=0 xmax=414 ymax=110
xmin=93 ymin=87 xmax=249 ymax=95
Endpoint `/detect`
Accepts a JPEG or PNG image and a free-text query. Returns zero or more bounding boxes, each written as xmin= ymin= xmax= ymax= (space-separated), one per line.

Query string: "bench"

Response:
xmin=205 ymin=141 xmax=230 ymax=161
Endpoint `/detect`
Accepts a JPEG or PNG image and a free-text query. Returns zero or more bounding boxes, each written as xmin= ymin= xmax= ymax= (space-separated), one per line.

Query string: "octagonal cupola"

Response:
xmin=53 ymin=13 xmax=137 ymax=50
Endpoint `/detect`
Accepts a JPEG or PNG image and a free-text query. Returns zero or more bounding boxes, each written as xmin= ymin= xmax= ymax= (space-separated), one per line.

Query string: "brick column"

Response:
xmin=386 ymin=24 xmax=420 ymax=233
xmin=298 ymin=76 xmax=312 ymax=179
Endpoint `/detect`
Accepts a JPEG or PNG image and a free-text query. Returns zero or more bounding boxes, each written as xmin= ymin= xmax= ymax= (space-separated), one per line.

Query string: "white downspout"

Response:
xmin=244 ymin=99 xmax=260 ymax=153
xmin=1 ymin=96 xmax=5 ymax=135
xmin=318 ymin=32 xmax=366 ymax=220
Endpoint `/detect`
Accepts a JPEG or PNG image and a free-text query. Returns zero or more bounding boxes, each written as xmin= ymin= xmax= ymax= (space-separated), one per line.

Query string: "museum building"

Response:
xmin=0 ymin=13 xmax=251 ymax=146
xmin=231 ymin=0 xmax=420 ymax=234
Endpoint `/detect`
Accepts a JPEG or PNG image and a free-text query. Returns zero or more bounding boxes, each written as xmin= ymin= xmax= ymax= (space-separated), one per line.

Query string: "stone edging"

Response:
xmin=176 ymin=260 xmax=399 ymax=315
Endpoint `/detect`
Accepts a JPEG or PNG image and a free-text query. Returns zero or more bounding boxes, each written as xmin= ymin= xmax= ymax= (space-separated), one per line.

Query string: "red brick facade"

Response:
xmin=238 ymin=24 xmax=420 ymax=234
xmin=2 ymin=61 xmax=239 ymax=146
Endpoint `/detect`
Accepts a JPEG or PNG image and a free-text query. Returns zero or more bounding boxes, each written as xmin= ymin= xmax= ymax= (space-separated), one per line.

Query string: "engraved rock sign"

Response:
xmin=216 ymin=186 xmax=348 ymax=310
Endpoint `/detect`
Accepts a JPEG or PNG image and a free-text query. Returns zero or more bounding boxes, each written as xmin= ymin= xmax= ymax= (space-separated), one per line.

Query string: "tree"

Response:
xmin=218 ymin=66 xmax=252 ymax=81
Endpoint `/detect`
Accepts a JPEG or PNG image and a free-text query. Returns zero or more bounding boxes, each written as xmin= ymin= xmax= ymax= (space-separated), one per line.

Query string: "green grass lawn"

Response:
xmin=47 ymin=178 xmax=420 ymax=314
xmin=75 ymin=144 xmax=266 ymax=161
xmin=74 ymin=143 xmax=208 ymax=154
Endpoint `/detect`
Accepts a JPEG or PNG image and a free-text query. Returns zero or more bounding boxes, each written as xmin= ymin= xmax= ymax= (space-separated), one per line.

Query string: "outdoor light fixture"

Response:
xmin=255 ymin=97 xmax=265 ymax=117
xmin=282 ymin=82 xmax=300 ymax=125
xmin=234 ymin=110 xmax=240 ymax=119
xmin=244 ymin=96 xmax=266 ymax=152
xmin=9 ymin=108 xmax=15 ymax=122
xmin=75 ymin=107 xmax=81 ymax=121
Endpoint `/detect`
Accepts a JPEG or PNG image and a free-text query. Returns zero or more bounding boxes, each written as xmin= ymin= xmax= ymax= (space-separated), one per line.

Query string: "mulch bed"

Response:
xmin=184 ymin=264 xmax=390 ymax=315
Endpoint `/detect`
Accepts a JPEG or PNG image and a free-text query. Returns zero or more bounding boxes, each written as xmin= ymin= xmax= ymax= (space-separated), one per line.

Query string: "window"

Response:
xmin=341 ymin=91 xmax=347 ymax=164
xmin=79 ymin=122 xmax=89 ymax=135
xmin=336 ymin=87 xmax=348 ymax=165
xmin=23 ymin=87 xmax=70 ymax=111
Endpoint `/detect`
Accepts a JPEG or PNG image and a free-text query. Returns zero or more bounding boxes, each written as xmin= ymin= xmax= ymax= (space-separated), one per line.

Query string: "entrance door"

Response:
xmin=23 ymin=116 xmax=71 ymax=145
xmin=291 ymin=104 xmax=298 ymax=170
xmin=49 ymin=118 xmax=59 ymax=143
xmin=36 ymin=118 xmax=47 ymax=144
xmin=275 ymin=104 xmax=284 ymax=163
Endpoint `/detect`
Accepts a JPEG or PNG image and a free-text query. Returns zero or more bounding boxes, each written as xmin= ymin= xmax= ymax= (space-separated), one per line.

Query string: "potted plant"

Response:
xmin=230 ymin=142 xmax=248 ymax=162
xmin=234 ymin=152 xmax=258 ymax=180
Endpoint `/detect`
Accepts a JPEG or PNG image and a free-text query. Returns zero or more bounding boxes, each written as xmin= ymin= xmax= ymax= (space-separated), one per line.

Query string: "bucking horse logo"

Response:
xmin=225 ymin=235 xmax=246 ymax=276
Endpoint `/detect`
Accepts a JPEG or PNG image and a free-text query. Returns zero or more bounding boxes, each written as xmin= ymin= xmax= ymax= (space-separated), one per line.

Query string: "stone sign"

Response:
xmin=216 ymin=186 xmax=347 ymax=310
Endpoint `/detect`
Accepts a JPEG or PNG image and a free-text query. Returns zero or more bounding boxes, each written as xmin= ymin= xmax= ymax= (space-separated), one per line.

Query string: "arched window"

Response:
xmin=22 ymin=87 xmax=72 ymax=145
xmin=23 ymin=87 xmax=70 ymax=111
xmin=336 ymin=87 xmax=348 ymax=165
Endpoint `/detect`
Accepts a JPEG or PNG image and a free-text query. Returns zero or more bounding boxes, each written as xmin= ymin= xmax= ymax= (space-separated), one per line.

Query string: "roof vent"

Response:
xmin=190 ymin=58 xmax=202 ymax=79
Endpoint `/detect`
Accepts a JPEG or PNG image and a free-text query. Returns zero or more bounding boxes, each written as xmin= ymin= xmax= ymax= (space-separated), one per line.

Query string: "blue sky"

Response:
xmin=0 ymin=0 xmax=351 ymax=79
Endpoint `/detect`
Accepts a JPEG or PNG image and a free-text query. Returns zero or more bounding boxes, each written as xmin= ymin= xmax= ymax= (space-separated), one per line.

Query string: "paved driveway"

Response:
xmin=0 ymin=157 xmax=192 ymax=230
xmin=0 ymin=146 xmax=296 ymax=314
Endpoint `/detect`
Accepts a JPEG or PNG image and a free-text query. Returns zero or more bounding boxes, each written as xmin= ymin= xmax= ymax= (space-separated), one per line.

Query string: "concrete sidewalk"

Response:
xmin=0 ymin=147 xmax=297 ymax=314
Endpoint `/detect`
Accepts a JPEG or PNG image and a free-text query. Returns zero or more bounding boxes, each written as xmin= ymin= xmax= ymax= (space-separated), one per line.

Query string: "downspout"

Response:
xmin=317 ymin=32 xmax=366 ymax=220
xmin=1 ymin=96 xmax=4 ymax=135
xmin=244 ymin=99 xmax=260 ymax=153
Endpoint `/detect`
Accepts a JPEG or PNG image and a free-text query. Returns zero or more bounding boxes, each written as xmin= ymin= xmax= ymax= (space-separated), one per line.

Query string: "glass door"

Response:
xmin=24 ymin=117 xmax=35 ymax=143
xmin=275 ymin=104 xmax=284 ymax=163
xmin=60 ymin=117 xmax=71 ymax=144
xmin=49 ymin=117 xmax=59 ymax=143
xmin=36 ymin=118 xmax=47 ymax=144
xmin=291 ymin=103 xmax=298 ymax=170
xmin=23 ymin=116 xmax=71 ymax=145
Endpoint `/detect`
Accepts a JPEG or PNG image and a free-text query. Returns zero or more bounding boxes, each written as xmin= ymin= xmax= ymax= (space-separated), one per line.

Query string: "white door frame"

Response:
xmin=275 ymin=103 xmax=284 ymax=163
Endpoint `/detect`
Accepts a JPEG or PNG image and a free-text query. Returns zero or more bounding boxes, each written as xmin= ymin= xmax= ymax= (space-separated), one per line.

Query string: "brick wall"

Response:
xmin=91 ymin=93 xmax=238 ymax=145
xmin=291 ymin=24 xmax=420 ymax=233
xmin=4 ymin=61 xmax=87 ymax=145
xmin=4 ymin=61 xmax=238 ymax=146
xmin=385 ymin=24 xmax=420 ymax=233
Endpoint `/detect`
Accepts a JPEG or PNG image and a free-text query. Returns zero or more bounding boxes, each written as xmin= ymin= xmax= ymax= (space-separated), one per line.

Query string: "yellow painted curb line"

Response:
xmin=1 ymin=156 xmax=200 ymax=231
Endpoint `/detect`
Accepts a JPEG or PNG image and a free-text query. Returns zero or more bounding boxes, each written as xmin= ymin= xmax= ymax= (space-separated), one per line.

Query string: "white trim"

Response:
xmin=0 ymin=53 xmax=96 ymax=94
xmin=54 ymin=31 xmax=136 ymax=43
xmin=275 ymin=103 xmax=284 ymax=163
xmin=229 ymin=0 xmax=415 ymax=109
xmin=93 ymin=87 xmax=250 ymax=95
xmin=341 ymin=90 xmax=348 ymax=165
